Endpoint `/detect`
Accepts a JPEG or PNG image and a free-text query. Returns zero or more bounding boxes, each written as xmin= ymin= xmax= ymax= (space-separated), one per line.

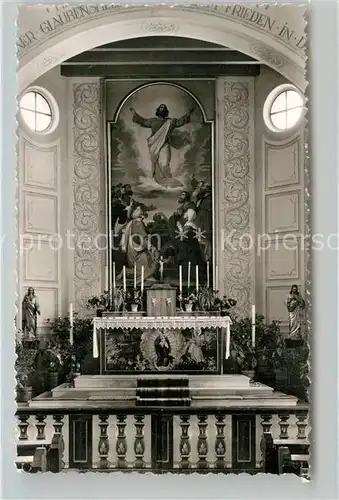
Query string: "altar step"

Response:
xmin=136 ymin=378 xmax=190 ymax=406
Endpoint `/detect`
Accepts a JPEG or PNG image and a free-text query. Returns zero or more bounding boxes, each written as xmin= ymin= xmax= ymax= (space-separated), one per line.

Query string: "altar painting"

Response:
xmin=103 ymin=328 xmax=219 ymax=373
xmin=107 ymin=83 xmax=213 ymax=288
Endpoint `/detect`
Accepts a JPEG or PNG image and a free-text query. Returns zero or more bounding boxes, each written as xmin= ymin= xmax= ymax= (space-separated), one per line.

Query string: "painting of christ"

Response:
xmin=106 ymin=82 xmax=213 ymax=289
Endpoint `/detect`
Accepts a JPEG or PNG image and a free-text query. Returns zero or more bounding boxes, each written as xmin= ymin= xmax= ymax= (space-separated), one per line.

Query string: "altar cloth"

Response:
xmin=93 ymin=315 xmax=232 ymax=360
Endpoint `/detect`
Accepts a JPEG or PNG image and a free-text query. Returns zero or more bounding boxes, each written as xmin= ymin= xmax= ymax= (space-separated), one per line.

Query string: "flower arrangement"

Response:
xmin=87 ymin=291 xmax=110 ymax=311
xmin=196 ymin=287 xmax=218 ymax=311
xmin=183 ymin=292 xmax=197 ymax=305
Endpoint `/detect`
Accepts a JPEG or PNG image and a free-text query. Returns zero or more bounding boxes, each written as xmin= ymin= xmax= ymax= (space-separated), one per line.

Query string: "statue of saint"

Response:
xmin=22 ymin=287 xmax=40 ymax=340
xmin=285 ymin=285 xmax=305 ymax=338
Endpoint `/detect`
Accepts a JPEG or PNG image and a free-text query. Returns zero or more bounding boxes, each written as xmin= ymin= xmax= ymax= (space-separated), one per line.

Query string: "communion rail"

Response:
xmin=16 ymin=405 xmax=309 ymax=474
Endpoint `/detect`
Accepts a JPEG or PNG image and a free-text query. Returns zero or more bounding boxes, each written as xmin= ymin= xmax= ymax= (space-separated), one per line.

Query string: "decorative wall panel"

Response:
xmin=24 ymin=139 xmax=58 ymax=189
xmin=33 ymin=287 xmax=59 ymax=323
xmin=24 ymin=192 xmax=57 ymax=234
xmin=72 ymin=81 xmax=102 ymax=312
xmin=265 ymin=137 xmax=300 ymax=189
xmin=24 ymin=240 xmax=58 ymax=282
xmin=266 ymin=192 xmax=299 ymax=234
xmin=217 ymin=78 xmax=254 ymax=318
xmin=266 ymin=239 xmax=299 ymax=281
xmin=266 ymin=286 xmax=290 ymax=325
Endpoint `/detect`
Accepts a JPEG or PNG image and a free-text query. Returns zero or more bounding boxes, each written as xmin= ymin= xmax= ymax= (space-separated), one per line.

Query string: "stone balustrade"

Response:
xmin=16 ymin=405 xmax=309 ymax=474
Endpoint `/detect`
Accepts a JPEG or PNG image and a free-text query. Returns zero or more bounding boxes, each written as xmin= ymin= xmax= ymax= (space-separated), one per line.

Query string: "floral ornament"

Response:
xmin=175 ymin=223 xmax=189 ymax=242
xmin=193 ymin=228 xmax=206 ymax=243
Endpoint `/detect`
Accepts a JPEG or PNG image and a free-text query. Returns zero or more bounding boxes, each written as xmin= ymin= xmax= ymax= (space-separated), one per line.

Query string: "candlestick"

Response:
xmin=69 ymin=303 xmax=74 ymax=345
xmin=113 ymin=262 xmax=116 ymax=291
xmin=195 ymin=265 xmax=199 ymax=292
xmin=207 ymin=261 xmax=210 ymax=288
xmin=134 ymin=263 xmax=137 ymax=290
xmin=141 ymin=266 xmax=144 ymax=294
xmin=187 ymin=261 xmax=191 ymax=291
xmin=123 ymin=266 xmax=126 ymax=292
xmin=251 ymin=304 xmax=256 ymax=347
xmin=179 ymin=265 xmax=182 ymax=293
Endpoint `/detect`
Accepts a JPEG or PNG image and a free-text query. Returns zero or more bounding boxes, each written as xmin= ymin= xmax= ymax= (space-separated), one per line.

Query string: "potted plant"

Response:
xmin=128 ymin=289 xmax=143 ymax=312
xmin=183 ymin=292 xmax=197 ymax=313
xmin=112 ymin=286 xmax=124 ymax=312
xmin=229 ymin=317 xmax=257 ymax=379
xmin=15 ymin=340 xmax=36 ymax=402
xmin=87 ymin=291 xmax=110 ymax=316
xmin=196 ymin=287 xmax=219 ymax=313
xmin=220 ymin=297 xmax=237 ymax=316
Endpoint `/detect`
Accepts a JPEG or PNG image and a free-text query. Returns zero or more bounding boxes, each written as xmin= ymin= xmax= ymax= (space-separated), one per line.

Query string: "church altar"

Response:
xmin=93 ymin=315 xmax=232 ymax=375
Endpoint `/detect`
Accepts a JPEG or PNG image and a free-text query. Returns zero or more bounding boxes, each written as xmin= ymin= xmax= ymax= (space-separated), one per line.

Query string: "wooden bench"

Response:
xmin=16 ymin=447 xmax=47 ymax=473
xmin=275 ymin=440 xmax=310 ymax=478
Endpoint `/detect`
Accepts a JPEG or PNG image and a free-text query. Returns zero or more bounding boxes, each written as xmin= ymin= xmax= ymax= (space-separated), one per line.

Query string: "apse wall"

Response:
xmin=17 ymin=65 xmax=305 ymax=331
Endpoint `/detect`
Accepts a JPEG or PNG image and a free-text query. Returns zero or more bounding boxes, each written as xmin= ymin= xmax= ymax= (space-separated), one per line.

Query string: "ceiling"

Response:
xmin=60 ymin=36 xmax=261 ymax=79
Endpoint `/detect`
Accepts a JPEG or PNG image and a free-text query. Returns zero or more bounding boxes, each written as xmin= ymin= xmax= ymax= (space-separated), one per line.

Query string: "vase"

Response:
xmin=185 ymin=302 xmax=193 ymax=313
xmin=131 ymin=304 xmax=139 ymax=313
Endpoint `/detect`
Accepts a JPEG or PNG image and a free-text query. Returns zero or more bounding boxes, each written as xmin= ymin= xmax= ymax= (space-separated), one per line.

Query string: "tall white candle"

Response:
xmin=123 ymin=266 xmax=126 ymax=292
xmin=225 ymin=322 xmax=230 ymax=359
xmin=113 ymin=262 xmax=116 ymax=290
xmin=187 ymin=261 xmax=191 ymax=290
xmin=160 ymin=257 xmax=164 ymax=282
xmin=134 ymin=263 xmax=137 ymax=289
xmin=195 ymin=265 xmax=199 ymax=292
xmin=141 ymin=266 xmax=144 ymax=294
xmin=104 ymin=266 xmax=109 ymax=291
xmin=251 ymin=304 xmax=256 ymax=347
xmin=179 ymin=265 xmax=182 ymax=293
xmin=69 ymin=303 xmax=74 ymax=345
xmin=207 ymin=261 xmax=210 ymax=288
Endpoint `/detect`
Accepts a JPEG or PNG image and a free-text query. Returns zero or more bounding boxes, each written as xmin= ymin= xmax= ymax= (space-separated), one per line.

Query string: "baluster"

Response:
xmin=18 ymin=414 xmax=29 ymax=440
xmin=179 ymin=415 xmax=191 ymax=469
xmin=296 ymin=411 xmax=308 ymax=439
xmin=214 ymin=414 xmax=226 ymax=469
xmin=134 ymin=415 xmax=145 ymax=469
xmin=260 ymin=414 xmax=272 ymax=469
xmin=278 ymin=413 xmax=290 ymax=439
xmin=116 ymin=415 xmax=127 ymax=469
xmin=52 ymin=414 xmax=65 ymax=469
xmin=197 ymin=415 xmax=208 ymax=470
xmin=35 ymin=414 xmax=47 ymax=440
xmin=98 ymin=415 xmax=110 ymax=469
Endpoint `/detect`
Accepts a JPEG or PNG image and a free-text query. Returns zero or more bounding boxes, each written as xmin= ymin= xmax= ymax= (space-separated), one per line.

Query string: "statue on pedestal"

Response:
xmin=285 ymin=285 xmax=305 ymax=338
xmin=22 ymin=287 xmax=40 ymax=340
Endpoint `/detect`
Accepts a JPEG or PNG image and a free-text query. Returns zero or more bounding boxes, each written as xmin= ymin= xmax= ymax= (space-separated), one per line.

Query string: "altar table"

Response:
xmin=93 ymin=315 xmax=232 ymax=374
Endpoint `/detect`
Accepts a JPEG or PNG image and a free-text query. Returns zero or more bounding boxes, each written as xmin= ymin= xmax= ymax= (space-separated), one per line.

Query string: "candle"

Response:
xmin=123 ymin=266 xmax=126 ymax=292
xmin=134 ymin=263 xmax=137 ymax=289
xmin=195 ymin=265 xmax=199 ymax=292
xmin=215 ymin=265 xmax=218 ymax=285
xmin=141 ymin=266 xmax=144 ymax=294
xmin=207 ymin=261 xmax=210 ymax=288
xmin=187 ymin=261 xmax=191 ymax=290
xmin=225 ymin=321 xmax=230 ymax=359
xmin=113 ymin=262 xmax=116 ymax=291
xmin=179 ymin=265 xmax=182 ymax=293
xmin=104 ymin=266 xmax=109 ymax=291
xmin=69 ymin=303 xmax=74 ymax=345
xmin=251 ymin=304 xmax=256 ymax=347
xmin=160 ymin=257 xmax=164 ymax=282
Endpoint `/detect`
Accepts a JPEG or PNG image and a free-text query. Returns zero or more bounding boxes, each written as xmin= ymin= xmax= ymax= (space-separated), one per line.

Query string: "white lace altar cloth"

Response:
xmin=92 ymin=316 xmax=232 ymax=360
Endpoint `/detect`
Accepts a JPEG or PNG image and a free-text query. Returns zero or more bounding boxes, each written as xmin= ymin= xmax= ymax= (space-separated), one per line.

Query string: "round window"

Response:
xmin=264 ymin=85 xmax=305 ymax=132
xmin=19 ymin=90 xmax=54 ymax=133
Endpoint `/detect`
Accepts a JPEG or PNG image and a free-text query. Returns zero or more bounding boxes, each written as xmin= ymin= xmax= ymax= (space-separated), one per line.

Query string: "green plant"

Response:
xmin=196 ymin=287 xmax=219 ymax=311
xmin=184 ymin=292 xmax=198 ymax=304
xmin=15 ymin=340 xmax=37 ymax=388
xmin=127 ymin=289 xmax=143 ymax=306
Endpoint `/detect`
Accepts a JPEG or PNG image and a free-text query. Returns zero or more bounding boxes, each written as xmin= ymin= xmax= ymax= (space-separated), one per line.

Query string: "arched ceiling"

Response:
xmin=17 ymin=4 xmax=307 ymax=92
